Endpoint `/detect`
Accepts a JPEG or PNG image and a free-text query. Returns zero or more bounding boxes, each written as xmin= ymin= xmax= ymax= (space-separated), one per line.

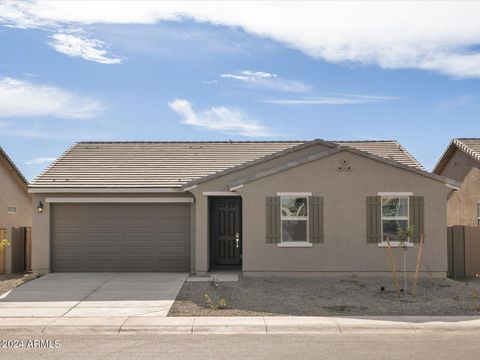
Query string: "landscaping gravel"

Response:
xmin=0 ymin=273 xmax=38 ymax=296
xmin=169 ymin=275 xmax=480 ymax=316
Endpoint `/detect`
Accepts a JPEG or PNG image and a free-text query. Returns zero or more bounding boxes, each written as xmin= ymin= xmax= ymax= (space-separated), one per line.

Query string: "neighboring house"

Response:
xmin=433 ymin=138 xmax=480 ymax=227
xmin=0 ymin=146 xmax=32 ymax=274
xmin=30 ymin=140 xmax=457 ymax=276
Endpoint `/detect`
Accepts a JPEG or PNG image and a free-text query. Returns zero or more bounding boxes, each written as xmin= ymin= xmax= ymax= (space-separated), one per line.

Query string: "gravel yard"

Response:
xmin=169 ymin=275 xmax=480 ymax=316
xmin=0 ymin=273 xmax=38 ymax=296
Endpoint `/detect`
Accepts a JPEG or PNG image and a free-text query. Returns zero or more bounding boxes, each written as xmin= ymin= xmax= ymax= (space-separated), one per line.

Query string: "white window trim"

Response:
xmin=377 ymin=192 xmax=413 ymax=196
xmin=378 ymin=242 xmax=413 ymax=248
xmin=277 ymin=242 xmax=312 ymax=248
xmin=202 ymin=191 xmax=240 ymax=196
xmin=279 ymin=195 xmax=309 ymax=244
xmin=378 ymin=194 xmax=410 ymax=246
xmin=7 ymin=207 xmax=17 ymax=214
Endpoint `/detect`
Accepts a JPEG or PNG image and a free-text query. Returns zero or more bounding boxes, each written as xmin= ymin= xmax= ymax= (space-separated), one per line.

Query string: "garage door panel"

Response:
xmin=121 ymin=258 xmax=156 ymax=271
xmin=157 ymin=245 xmax=189 ymax=256
xmin=86 ymin=259 xmax=122 ymax=271
xmin=52 ymin=203 xmax=191 ymax=272
xmin=156 ymin=258 xmax=189 ymax=271
xmin=88 ymin=218 xmax=119 ymax=228
xmin=54 ymin=247 xmax=88 ymax=257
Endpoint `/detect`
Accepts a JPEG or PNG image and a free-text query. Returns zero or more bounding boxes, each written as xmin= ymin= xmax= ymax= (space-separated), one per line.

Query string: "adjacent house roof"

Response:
xmin=0 ymin=146 xmax=29 ymax=191
xmin=433 ymin=138 xmax=480 ymax=174
xmin=30 ymin=140 xmax=425 ymax=190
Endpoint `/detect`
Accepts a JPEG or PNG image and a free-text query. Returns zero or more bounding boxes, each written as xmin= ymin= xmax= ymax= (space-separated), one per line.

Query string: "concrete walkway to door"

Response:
xmin=0 ymin=273 xmax=188 ymax=317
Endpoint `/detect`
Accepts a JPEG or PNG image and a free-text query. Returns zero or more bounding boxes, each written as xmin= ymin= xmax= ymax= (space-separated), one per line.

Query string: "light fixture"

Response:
xmin=37 ymin=201 xmax=44 ymax=214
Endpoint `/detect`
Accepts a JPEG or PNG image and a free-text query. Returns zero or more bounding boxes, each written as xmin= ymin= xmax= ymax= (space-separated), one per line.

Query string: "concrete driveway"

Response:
xmin=0 ymin=273 xmax=188 ymax=317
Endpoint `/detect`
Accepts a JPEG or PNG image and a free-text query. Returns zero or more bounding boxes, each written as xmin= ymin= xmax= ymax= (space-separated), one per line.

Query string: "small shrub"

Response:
xmin=0 ymin=239 xmax=10 ymax=251
xmin=205 ymin=294 xmax=227 ymax=310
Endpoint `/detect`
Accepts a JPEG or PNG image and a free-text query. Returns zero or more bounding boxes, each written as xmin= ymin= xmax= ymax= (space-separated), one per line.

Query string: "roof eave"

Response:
xmin=28 ymin=187 xmax=184 ymax=194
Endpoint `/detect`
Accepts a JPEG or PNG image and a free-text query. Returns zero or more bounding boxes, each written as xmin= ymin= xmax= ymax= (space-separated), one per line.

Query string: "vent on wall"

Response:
xmin=7 ymin=207 xmax=17 ymax=214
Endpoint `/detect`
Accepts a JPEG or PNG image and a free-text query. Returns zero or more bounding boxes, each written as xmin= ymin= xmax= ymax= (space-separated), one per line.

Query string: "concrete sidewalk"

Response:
xmin=1 ymin=316 xmax=480 ymax=335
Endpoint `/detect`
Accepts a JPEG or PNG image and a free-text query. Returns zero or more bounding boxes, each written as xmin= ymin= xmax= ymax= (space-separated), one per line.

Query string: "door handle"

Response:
xmin=235 ymin=233 xmax=240 ymax=248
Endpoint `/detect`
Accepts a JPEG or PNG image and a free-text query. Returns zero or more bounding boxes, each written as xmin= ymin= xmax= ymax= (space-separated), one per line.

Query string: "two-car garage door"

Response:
xmin=51 ymin=203 xmax=191 ymax=272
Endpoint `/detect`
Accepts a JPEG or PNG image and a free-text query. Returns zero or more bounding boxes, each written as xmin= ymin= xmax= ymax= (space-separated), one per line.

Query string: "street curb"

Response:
xmin=1 ymin=316 xmax=480 ymax=335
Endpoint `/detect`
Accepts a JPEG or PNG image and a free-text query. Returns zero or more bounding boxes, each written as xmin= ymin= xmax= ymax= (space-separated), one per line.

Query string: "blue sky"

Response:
xmin=0 ymin=1 xmax=479 ymax=180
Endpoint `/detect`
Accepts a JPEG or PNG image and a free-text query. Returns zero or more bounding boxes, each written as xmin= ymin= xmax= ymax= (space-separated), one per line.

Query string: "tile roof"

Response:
xmin=335 ymin=140 xmax=424 ymax=170
xmin=30 ymin=140 xmax=425 ymax=189
xmin=453 ymin=138 xmax=480 ymax=162
xmin=433 ymin=138 xmax=480 ymax=174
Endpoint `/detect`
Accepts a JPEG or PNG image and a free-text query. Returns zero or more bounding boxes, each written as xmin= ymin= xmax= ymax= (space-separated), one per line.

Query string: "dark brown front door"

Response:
xmin=211 ymin=197 xmax=242 ymax=266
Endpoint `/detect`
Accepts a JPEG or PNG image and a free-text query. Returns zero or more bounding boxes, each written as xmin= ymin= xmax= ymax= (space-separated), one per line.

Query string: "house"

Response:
xmin=433 ymin=138 xmax=480 ymax=227
xmin=29 ymin=140 xmax=457 ymax=276
xmin=0 ymin=146 xmax=32 ymax=274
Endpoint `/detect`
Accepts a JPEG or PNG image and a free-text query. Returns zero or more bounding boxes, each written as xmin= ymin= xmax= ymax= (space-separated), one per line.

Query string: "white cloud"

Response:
xmin=262 ymin=94 xmax=397 ymax=105
xmin=25 ymin=157 xmax=56 ymax=165
xmin=220 ymin=70 xmax=310 ymax=92
xmin=168 ymin=99 xmax=272 ymax=137
xmin=221 ymin=71 xmax=276 ymax=82
xmin=2 ymin=1 xmax=480 ymax=77
xmin=49 ymin=33 xmax=122 ymax=64
xmin=202 ymin=79 xmax=218 ymax=85
xmin=0 ymin=77 xmax=104 ymax=119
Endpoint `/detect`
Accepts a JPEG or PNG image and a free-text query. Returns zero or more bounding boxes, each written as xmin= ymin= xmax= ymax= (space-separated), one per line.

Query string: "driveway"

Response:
xmin=0 ymin=273 xmax=188 ymax=317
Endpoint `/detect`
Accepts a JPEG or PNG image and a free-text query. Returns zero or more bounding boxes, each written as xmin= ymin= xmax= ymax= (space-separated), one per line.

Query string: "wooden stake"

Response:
xmin=411 ymin=234 xmax=424 ymax=296
xmin=386 ymin=237 xmax=401 ymax=297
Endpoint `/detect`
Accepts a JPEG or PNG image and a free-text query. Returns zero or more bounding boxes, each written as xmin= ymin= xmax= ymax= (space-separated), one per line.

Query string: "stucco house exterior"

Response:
xmin=30 ymin=140 xmax=457 ymax=277
xmin=433 ymin=138 xmax=480 ymax=227
xmin=0 ymin=146 xmax=32 ymax=274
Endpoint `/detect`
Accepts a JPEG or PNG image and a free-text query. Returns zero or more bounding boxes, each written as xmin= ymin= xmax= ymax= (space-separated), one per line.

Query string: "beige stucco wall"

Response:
xmin=0 ymin=157 xmax=32 ymax=273
xmin=191 ymin=149 xmax=449 ymax=276
xmin=188 ymin=143 xmax=332 ymax=274
xmin=30 ymin=192 xmax=194 ymax=274
xmin=438 ymin=149 xmax=480 ymax=226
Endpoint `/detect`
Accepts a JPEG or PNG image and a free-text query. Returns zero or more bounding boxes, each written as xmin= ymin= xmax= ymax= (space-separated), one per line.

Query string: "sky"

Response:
xmin=0 ymin=0 xmax=479 ymax=180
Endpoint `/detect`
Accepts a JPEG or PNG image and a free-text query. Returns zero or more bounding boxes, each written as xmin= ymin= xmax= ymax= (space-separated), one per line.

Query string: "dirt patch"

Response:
xmin=169 ymin=276 xmax=480 ymax=316
xmin=0 ymin=273 xmax=38 ymax=296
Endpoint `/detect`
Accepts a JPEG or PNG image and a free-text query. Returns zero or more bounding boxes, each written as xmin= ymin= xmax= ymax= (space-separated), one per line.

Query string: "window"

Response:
xmin=7 ymin=207 xmax=16 ymax=214
xmin=381 ymin=196 xmax=409 ymax=242
xmin=281 ymin=196 xmax=308 ymax=242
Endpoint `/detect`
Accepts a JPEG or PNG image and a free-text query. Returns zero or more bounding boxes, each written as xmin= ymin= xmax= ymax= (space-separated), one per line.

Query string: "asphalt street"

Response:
xmin=1 ymin=333 xmax=479 ymax=360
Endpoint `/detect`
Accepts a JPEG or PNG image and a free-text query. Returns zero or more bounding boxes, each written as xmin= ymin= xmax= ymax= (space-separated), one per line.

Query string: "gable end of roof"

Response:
xmin=433 ymin=138 xmax=480 ymax=174
xmin=0 ymin=146 xmax=28 ymax=190
xmin=228 ymin=146 xmax=448 ymax=190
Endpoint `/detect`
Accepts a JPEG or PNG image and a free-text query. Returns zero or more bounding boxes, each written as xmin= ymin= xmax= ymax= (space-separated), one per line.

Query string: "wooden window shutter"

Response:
xmin=366 ymin=196 xmax=381 ymax=243
xmin=409 ymin=196 xmax=425 ymax=243
xmin=266 ymin=196 xmax=281 ymax=243
xmin=309 ymin=196 xmax=324 ymax=243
